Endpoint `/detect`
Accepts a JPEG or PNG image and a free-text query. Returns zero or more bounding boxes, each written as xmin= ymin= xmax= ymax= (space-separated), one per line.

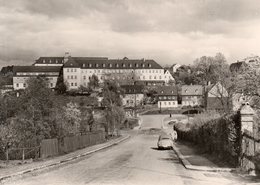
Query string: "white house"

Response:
xmin=13 ymin=66 xmax=61 ymax=90
xmin=157 ymin=86 xmax=178 ymax=108
xmin=62 ymin=55 xmax=175 ymax=90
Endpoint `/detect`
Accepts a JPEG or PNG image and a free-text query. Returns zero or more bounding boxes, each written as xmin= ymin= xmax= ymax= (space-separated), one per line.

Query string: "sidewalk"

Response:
xmin=0 ymin=135 xmax=130 ymax=182
xmin=172 ymin=141 xmax=235 ymax=172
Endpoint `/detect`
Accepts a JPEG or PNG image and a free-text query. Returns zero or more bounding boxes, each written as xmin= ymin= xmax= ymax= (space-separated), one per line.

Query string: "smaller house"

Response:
xmin=205 ymin=82 xmax=229 ymax=111
xmin=121 ymin=85 xmax=144 ymax=108
xmin=181 ymin=85 xmax=203 ymax=107
xmin=157 ymin=86 xmax=178 ymax=108
xmin=170 ymin=64 xmax=181 ymax=73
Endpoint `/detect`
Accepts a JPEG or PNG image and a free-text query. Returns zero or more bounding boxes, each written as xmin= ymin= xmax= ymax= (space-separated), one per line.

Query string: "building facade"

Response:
xmin=13 ymin=66 xmax=61 ymax=90
xmin=63 ymin=56 xmax=174 ymax=90
xmin=121 ymin=85 xmax=144 ymax=107
xmin=181 ymin=85 xmax=203 ymax=107
xmin=157 ymin=86 xmax=178 ymax=108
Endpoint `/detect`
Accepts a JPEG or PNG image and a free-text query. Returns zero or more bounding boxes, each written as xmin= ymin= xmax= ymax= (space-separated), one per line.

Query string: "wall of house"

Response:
xmin=182 ymin=96 xmax=202 ymax=106
xmin=158 ymin=100 xmax=178 ymax=108
xmin=63 ymin=67 xmax=174 ymax=90
xmin=13 ymin=76 xmax=58 ymax=90
xmin=122 ymin=94 xmax=144 ymax=107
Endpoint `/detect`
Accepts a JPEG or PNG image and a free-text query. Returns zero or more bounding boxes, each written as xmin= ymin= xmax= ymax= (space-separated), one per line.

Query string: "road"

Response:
xmin=3 ymin=114 xmax=243 ymax=185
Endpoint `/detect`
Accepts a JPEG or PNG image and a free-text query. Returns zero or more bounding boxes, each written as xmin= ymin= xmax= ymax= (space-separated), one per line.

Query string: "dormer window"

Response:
xmin=49 ymin=60 xmax=51 ymax=63
xmin=43 ymin=60 xmax=45 ymax=63
xmin=171 ymin=91 xmax=174 ymax=93
xmin=142 ymin=64 xmax=145 ymax=68
xmin=129 ymin=64 xmax=132 ymax=67
xmin=109 ymin=63 xmax=112 ymax=68
xmin=161 ymin=90 xmax=164 ymax=93
xmin=136 ymin=64 xmax=139 ymax=67
xmin=83 ymin=64 xmax=85 ymax=67
xmin=96 ymin=64 xmax=99 ymax=67
xmin=116 ymin=63 xmax=119 ymax=68
xmin=195 ymin=89 xmax=198 ymax=92
xmin=123 ymin=64 xmax=126 ymax=67
xmin=103 ymin=64 xmax=106 ymax=67
xmin=148 ymin=64 xmax=151 ymax=68
xmin=56 ymin=60 xmax=58 ymax=63
xmin=89 ymin=64 xmax=92 ymax=67
xmin=70 ymin=63 xmax=73 ymax=66
xmin=185 ymin=90 xmax=187 ymax=93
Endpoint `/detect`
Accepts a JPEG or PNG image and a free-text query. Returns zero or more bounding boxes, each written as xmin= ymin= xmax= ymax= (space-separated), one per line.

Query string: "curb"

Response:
xmin=0 ymin=135 xmax=130 ymax=183
xmin=172 ymin=144 xmax=235 ymax=172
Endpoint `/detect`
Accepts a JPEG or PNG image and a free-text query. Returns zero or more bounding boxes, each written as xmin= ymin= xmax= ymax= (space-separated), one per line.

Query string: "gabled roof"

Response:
xmin=181 ymin=85 xmax=203 ymax=96
xmin=121 ymin=85 xmax=144 ymax=94
xmin=230 ymin=61 xmax=244 ymax=72
xmin=156 ymin=86 xmax=178 ymax=96
xmin=63 ymin=57 xmax=163 ymax=69
xmin=13 ymin=66 xmax=62 ymax=74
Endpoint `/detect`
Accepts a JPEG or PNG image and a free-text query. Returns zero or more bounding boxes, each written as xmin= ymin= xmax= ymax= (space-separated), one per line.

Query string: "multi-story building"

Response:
xmin=13 ymin=66 xmax=62 ymax=90
xmin=121 ymin=85 xmax=144 ymax=107
xmin=181 ymin=85 xmax=203 ymax=107
xmin=33 ymin=57 xmax=65 ymax=66
xmin=63 ymin=55 xmax=174 ymax=90
xmin=157 ymin=86 xmax=178 ymax=108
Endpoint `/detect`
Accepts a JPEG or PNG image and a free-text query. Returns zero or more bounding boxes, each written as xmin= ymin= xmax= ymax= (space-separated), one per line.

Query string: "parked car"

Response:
xmin=157 ymin=134 xmax=173 ymax=150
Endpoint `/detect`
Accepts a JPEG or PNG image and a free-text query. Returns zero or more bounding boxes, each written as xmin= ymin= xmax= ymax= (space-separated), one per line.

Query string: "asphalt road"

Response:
xmin=3 ymin=114 xmax=243 ymax=185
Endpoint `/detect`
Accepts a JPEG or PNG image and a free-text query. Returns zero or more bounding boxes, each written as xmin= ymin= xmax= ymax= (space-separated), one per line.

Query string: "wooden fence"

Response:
xmin=40 ymin=131 xmax=105 ymax=158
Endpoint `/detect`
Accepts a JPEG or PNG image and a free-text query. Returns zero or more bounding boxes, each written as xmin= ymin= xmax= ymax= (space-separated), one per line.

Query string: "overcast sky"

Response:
xmin=1 ymin=0 xmax=260 ymax=67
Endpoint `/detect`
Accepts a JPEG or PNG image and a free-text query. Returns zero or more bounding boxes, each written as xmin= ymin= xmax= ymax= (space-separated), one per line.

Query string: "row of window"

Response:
xmin=80 ymin=63 xmax=152 ymax=68
xmin=159 ymin=101 xmax=176 ymax=106
xmin=158 ymin=96 xmax=176 ymax=100
xmin=70 ymin=82 xmax=78 ymax=87
xmin=17 ymin=72 xmax=59 ymax=76
xmin=66 ymin=69 xmax=164 ymax=74
xmin=16 ymin=83 xmax=54 ymax=88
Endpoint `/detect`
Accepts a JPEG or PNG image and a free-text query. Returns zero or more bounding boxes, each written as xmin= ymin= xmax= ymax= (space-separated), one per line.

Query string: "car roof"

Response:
xmin=159 ymin=134 xmax=171 ymax=139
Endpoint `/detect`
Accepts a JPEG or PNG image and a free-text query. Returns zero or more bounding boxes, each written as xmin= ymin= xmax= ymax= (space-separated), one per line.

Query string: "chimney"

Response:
xmin=208 ymin=81 xmax=211 ymax=86
xmin=64 ymin=52 xmax=70 ymax=63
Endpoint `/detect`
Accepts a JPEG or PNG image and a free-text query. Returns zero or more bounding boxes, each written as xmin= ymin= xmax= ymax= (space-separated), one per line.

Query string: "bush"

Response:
xmin=175 ymin=111 xmax=240 ymax=167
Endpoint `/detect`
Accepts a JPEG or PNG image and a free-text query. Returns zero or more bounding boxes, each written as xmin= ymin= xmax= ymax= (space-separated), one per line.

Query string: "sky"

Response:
xmin=1 ymin=0 xmax=260 ymax=67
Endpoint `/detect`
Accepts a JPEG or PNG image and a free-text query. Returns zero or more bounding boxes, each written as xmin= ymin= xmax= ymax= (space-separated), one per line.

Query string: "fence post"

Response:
xmin=6 ymin=149 xmax=9 ymax=162
xmin=240 ymin=102 xmax=256 ymax=175
xmin=22 ymin=148 xmax=25 ymax=162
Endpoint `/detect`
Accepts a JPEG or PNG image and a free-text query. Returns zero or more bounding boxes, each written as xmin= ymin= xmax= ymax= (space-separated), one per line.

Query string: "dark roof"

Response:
xmin=35 ymin=57 xmax=65 ymax=64
xmin=63 ymin=57 xmax=163 ymax=69
xmin=121 ymin=85 xmax=144 ymax=94
xmin=156 ymin=86 xmax=178 ymax=96
xmin=181 ymin=85 xmax=203 ymax=96
xmin=13 ymin=66 xmax=62 ymax=74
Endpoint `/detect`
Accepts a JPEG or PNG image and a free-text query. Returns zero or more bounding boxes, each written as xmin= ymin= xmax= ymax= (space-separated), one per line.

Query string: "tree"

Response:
xmin=63 ymin=102 xmax=81 ymax=135
xmin=88 ymin=74 xmax=99 ymax=90
xmin=104 ymin=70 xmax=141 ymax=85
xmin=101 ymin=80 xmax=125 ymax=136
xmin=193 ymin=53 xmax=229 ymax=85
xmin=55 ymin=72 xmax=67 ymax=94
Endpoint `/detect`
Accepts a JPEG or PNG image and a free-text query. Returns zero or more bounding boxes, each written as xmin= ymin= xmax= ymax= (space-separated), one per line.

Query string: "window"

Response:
xmin=109 ymin=64 xmax=112 ymax=68
xmin=71 ymin=69 xmax=73 ymax=72
xmin=159 ymin=76 xmax=161 ymax=79
xmin=103 ymin=64 xmax=106 ymax=67
xmin=96 ymin=64 xmax=99 ymax=67
xmin=164 ymin=102 xmax=167 ymax=105
xmin=83 ymin=64 xmax=85 ymax=67
xmin=71 ymin=76 xmax=73 ymax=79
xmin=154 ymin=76 xmax=156 ymax=79
xmin=142 ymin=64 xmax=145 ymax=68
xmin=136 ymin=64 xmax=139 ymax=67
xmin=74 ymin=69 xmax=77 ymax=72
xmin=83 ymin=76 xmax=86 ymax=80
xmin=67 ymin=76 xmax=70 ymax=79
xmin=23 ymin=83 xmax=26 ymax=88
xmin=16 ymin=83 xmax=19 ymax=87
xmin=116 ymin=63 xmax=119 ymax=68
xmin=89 ymin=64 xmax=92 ymax=67
xmin=149 ymin=76 xmax=151 ymax=79
xmin=43 ymin=60 xmax=45 ymax=63
xmin=123 ymin=64 xmax=126 ymax=67
xmin=75 ymin=83 xmax=77 ymax=86
xmin=71 ymin=83 xmax=73 ymax=86
xmin=169 ymin=102 xmax=171 ymax=105
xmin=129 ymin=64 xmax=132 ymax=67
xmin=50 ymin=83 xmax=53 ymax=87
xmin=148 ymin=64 xmax=151 ymax=68
xmin=67 ymin=69 xmax=69 ymax=72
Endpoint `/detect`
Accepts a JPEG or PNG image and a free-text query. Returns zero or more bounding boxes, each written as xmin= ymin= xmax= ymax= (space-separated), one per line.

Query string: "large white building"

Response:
xmin=62 ymin=55 xmax=174 ymax=90
xmin=13 ymin=66 xmax=61 ymax=90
